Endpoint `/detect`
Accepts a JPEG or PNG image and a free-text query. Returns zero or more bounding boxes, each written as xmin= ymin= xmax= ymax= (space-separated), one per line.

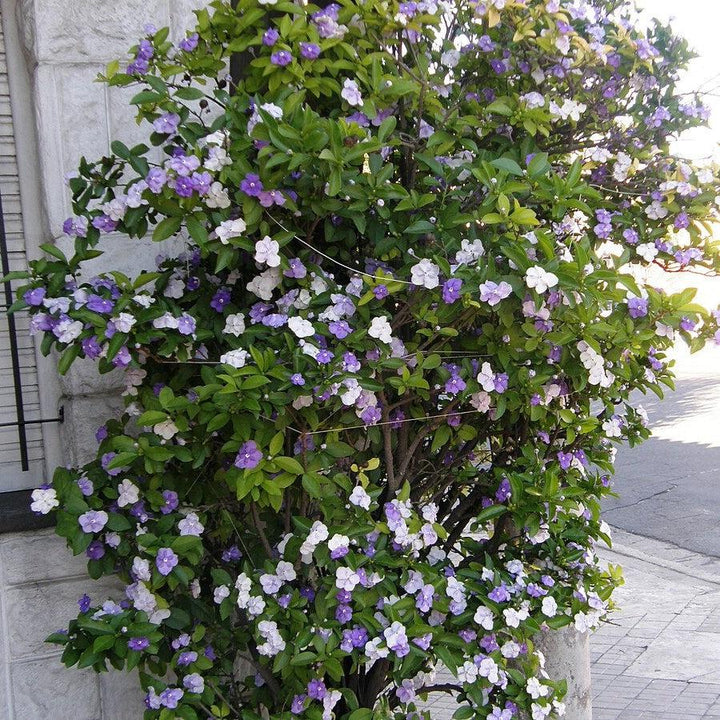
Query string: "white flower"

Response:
xmin=246 ymin=595 xmax=266 ymax=617
xmin=477 ymin=657 xmax=499 ymax=683
xmin=117 ymin=479 xmax=140 ymax=508
xmin=602 ymin=417 xmax=622 ymax=438
xmin=178 ymin=512 xmax=204 ymax=536
xmin=349 ymin=485 xmax=371 ymax=510
xmin=112 ymin=312 xmax=136 ymax=333
xmin=223 ymin=313 xmax=246 ymax=336
xmin=220 ymin=349 xmax=249 ymax=368
xmin=153 ymin=312 xmax=179 ymax=330
xmin=335 ymin=566 xmax=361 ymax=591
xmin=206 ymin=181 xmax=230 ymax=209
xmin=204 ymin=146 xmax=231 ymax=172
xmin=457 ymin=660 xmax=479 ymax=684
xmin=288 ymin=316 xmax=315 ymax=338
xmin=132 ymin=556 xmax=151 ymax=581
xmin=441 ymin=49 xmax=460 ymax=68
xmin=527 ymin=677 xmax=550 ymax=700
xmin=133 ymin=293 xmax=155 ymax=308
xmin=645 ymin=200 xmax=668 ymax=220
xmin=541 ymin=596 xmax=558 ymax=617
xmin=246 ymin=267 xmax=281 ymax=300
xmin=455 ymin=238 xmax=485 ymax=266
xmin=154 ymin=419 xmax=178 ymax=440
xmin=276 ymin=560 xmax=296 ymax=582
xmin=254 ymin=236 xmax=281 ymax=267
xmin=216 ymin=218 xmax=246 ymax=244
xmin=476 ymin=362 xmax=496 ymax=392
xmin=525 ymin=266 xmax=559 ymax=294
xmin=636 ymin=242 xmax=658 ymax=262
xmin=469 ymin=391 xmax=491 ymax=412
xmin=341 ymin=78 xmax=363 ymax=106
xmin=410 ymin=259 xmax=440 ymax=289
xmin=368 ymin=316 xmax=393 ymax=344
xmin=56 ymin=318 xmax=83 ymax=344
xmin=260 ymin=573 xmax=283 ymax=595
xmin=474 ymin=606 xmax=494 ymax=630
xmin=214 ymin=585 xmax=230 ymax=604
xmin=30 ymin=488 xmax=59 ymax=514
xmin=521 ymin=91 xmax=546 ymax=109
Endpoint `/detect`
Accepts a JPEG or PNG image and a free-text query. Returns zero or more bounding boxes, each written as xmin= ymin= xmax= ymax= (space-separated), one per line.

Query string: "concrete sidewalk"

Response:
xmin=593 ymin=529 xmax=720 ymax=719
xmin=422 ymin=527 xmax=720 ymax=719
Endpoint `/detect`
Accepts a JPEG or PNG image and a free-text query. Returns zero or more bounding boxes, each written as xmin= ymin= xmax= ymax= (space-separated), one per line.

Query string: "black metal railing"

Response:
xmin=0 ymin=189 xmax=63 ymax=471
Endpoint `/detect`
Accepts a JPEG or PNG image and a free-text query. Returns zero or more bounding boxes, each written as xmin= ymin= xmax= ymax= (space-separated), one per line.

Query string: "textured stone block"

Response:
xmin=10 ymin=657 xmax=100 ymax=720
xmin=170 ymin=0 xmax=207 ymax=40
xmin=24 ymin=0 xmax=171 ymax=63
xmin=0 ymin=529 xmax=86 ymax=586
xmin=60 ymin=394 xmax=125 ymax=466
xmin=99 ymin=670 xmax=146 ymax=719
xmin=5 ymin=575 xmax=124 ymax=660
xmin=5 ymin=577 xmax=89 ymax=659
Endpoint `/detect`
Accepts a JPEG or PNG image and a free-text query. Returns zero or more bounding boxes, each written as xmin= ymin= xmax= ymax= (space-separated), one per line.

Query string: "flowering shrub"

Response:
xmin=11 ymin=0 xmax=720 ymax=718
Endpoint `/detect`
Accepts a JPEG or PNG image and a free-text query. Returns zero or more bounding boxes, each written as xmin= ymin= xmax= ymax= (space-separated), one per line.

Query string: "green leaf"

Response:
xmin=491 ymin=157 xmax=524 ymax=176
xmin=137 ymin=411 xmax=168 ymax=426
xmin=174 ymin=87 xmax=206 ymax=101
xmin=92 ymin=634 xmax=117 ymax=653
xmin=152 ymin=216 xmax=182 ymax=242
xmin=274 ymin=456 xmax=304 ymax=475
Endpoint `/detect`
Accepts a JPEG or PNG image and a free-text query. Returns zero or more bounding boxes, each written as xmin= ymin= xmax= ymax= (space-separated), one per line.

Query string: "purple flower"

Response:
xmin=161 ymin=490 xmax=179 ymax=514
xmin=177 ymin=313 xmax=196 ymax=335
xmin=290 ymin=373 xmax=305 ymax=386
xmin=159 ymin=688 xmax=183 ymax=709
xmin=179 ymin=33 xmax=199 ymax=52
xmin=78 ymin=510 xmax=109 ymax=534
xmin=328 ymin=320 xmax=352 ymax=339
xmin=495 ymin=478 xmax=511 ymax=502
xmin=488 ymin=583 xmax=510 ymax=603
xmin=479 ymin=280 xmax=512 ymax=307
xmin=241 ymin=173 xmax=264 ymax=197
xmin=628 ymin=297 xmax=648 ymax=319
xmin=263 ymin=28 xmax=279 ymax=46
xmin=284 ymin=258 xmax=307 ymax=279
xmin=270 ymin=50 xmax=292 ymax=66
xmin=210 ymin=287 xmax=231 ymax=312
xmin=78 ymin=594 xmax=91 ymax=612
xmin=235 ymin=440 xmax=263 ymax=470
xmin=112 ymin=346 xmax=132 ymax=368
xmin=88 ymin=298 xmax=118 ymax=326
xmin=92 ymin=214 xmax=118 ymax=233
xmin=335 ymin=604 xmax=352 ymax=623
xmin=300 ymin=42 xmax=321 ymax=60
xmin=153 ymin=113 xmax=180 ymax=135
xmin=86 ymin=540 xmax=105 ymax=560
xmin=557 ymin=451 xmax=573 ymax=470
xmin=128 ymin=637 xmax=150 ymax=651
xmin=174 ymin=176 xmax=195 ymax=198
xmin=674 ymin=212 xmax=690 ymax=230
xmin=373 ymin=285 xmax=389 ymax=299
xmin=177 ymin=650 xmax=198 ymax=667
xmin=316 ymin=349 xmax=334 ymax=364
xmin=23 ymin=287 xmax=46 ymax=306
xmin=307 ymin=679 xmax=327 ymax=700
xmin=291 ymin=695 xmax=307 ymax=714
xmin=156 ymin=547 xmax=179 ymax=576
xmin=146 ymin=168 xmax=167 ymax=193
xmin=82 ymin=337 xmax=103 ymax=359
xmin=478 ymin=34 xmax=495 ymax=52
xmin=442 ymin=278 xmax=462 ymax=304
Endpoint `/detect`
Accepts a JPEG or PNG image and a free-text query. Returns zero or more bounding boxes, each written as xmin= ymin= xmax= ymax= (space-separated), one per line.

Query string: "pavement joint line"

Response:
xmin=603 ymin=527 xmax=720 ymax=588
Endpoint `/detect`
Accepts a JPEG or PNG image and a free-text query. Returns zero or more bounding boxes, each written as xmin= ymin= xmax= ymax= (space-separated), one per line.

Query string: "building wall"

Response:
xmin=0 ymin=1 xmax=204 ymax=717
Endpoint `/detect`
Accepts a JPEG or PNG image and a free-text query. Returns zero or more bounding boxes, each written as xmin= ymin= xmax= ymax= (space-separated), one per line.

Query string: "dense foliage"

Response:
xmin=11 ymin=0 xmax=720 ymax=717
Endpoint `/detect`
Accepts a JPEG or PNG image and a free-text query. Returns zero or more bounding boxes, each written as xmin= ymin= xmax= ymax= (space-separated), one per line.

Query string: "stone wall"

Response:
xmin=0 ymin=1 xmax=204 ymax=717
